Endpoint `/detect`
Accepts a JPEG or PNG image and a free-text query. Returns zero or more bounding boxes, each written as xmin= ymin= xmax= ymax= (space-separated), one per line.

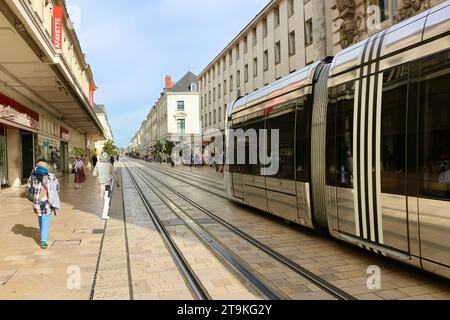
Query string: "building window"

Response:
xmin=288 ymin=0 xmax=294 ymax=17
xmin=177 ymin=101 xmax=185 ymax=111
xmin=213 ymin=88 xmax=216 ymax=102
xmin=209 ymin=112 xmax=212 ymax=126
xmin=262 ymin=18 xmax=268 ymax=38
xmin=253 ymin=58 xmax=258 ymax=77
xmin=224 ymin=80 xmax=227 ymax=95
xmin=218 ymin=84 xmax=222 ymax=99
xmin=190 ymin=83 xmax=197 ymax=92
xmin=230 ymin=75 xmax=233 ymax=92
xmin=218 ymin=62 xmax=221 ymax=76
xmin=252 ymin=28 xmax=257 ymax=47
xmin=214 ymin=110 xmax=217 ymax=124
xmin=305 ymin=19 xmax=313 ymax=46
xmin=205 ymin=114 xmax=208 ymax=127
xmin=379 ymin=0 xmax=398 ymax=22
xmin=244 ymin=36 xmax=248 ymax=54
xmin=237 ymin=70 xmax=241 ymax=88
xmin=223 ymin=57 xmax=226 ymax=72
xmin=213 ymin=66 xmax=216 ymax=80
xmin=263 ymin=50 xmax=269 ymax=71
xmin=289 ymin=30 xmax=296 ymax=56
xmin=245 ymin=64 xmax=249 ymax=82
xmin=275 ymin=41 xmax=281 ymax=65
xmin=208 ymin=91 xmax=211 ymax=105
xmin=177 ymin=119 xmax=185 ymax=134
xmin=274 ymin=7 xmax=280 ymax=28
xmin=236 ymin=44 xmax=240 ymax=60
xmin=229 ymin=50 xmax=233 ymax=66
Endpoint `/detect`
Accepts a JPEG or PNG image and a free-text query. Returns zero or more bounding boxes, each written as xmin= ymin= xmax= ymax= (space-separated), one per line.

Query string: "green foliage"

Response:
xmin=164 ymin=141 xmax=176 ymax=156
xmin=154 ymin=140 xmax=163 ymax=156
xmin=71 ymin=147 xmax=85 ymax=158
xmin=103 ymin=140 xmax=118 ymax=156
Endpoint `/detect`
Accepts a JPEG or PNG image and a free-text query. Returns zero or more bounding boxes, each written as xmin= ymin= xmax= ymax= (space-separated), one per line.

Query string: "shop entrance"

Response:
xmin=0 ymin=124 xmax=7 ymax=186
xmin=21 ymin=131 xmax=34 ymax=182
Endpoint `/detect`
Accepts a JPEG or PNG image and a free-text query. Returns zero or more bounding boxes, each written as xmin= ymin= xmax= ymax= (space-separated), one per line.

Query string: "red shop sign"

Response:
xmin=89 ymin=84 xmax=95 ymax=109
xmin=52 ymin=6 xmax=63 ymax=50
xmin=0 ymin=93 xmax=39 ymax=130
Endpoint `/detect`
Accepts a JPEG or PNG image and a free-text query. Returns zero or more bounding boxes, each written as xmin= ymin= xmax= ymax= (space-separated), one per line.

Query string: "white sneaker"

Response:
xmin=102 ymin=216 xmax=110 ymax=220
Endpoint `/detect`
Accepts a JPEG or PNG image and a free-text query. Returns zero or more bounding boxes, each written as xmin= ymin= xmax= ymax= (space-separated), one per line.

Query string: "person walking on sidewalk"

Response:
xmin=73 ymin=156 xmax=86 ymax=189
xmin=26 ymin=160 xmax=61 ymax=250
xmin=91 ymin=154 xmax=98 ymax=169
xmin=93 ymin=153 xmax=119 ymax=220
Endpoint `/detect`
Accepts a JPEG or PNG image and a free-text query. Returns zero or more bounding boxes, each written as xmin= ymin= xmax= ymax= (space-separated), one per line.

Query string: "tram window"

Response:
xmin=233 ymin=120 xmax=264 ymax=176
xmin=266 ymin=109 xmax=296 ymax=180
xmin=381 ymin=66 xmax=408 ymax=195
xmin=419 ymin=51 xmax=450 ymax=200
xmin=326 ymin=88 xmax=338 ymax=186
xmin=296 ymin=97 xmax=311 ymax=182
xmin=335 ymin=81 xmax=356 ymax=189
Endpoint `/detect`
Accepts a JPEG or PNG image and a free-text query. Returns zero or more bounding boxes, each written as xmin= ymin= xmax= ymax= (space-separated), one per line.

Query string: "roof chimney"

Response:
xmin=164 ymin=75 xmax=174 ymax=90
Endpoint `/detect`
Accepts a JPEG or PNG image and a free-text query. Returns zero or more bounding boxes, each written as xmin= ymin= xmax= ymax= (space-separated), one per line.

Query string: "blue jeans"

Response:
xmin=38 ymin=215 xmax=53 ymax=243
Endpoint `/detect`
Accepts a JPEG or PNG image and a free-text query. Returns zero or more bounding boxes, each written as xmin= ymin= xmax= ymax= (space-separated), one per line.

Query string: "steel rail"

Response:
xmin=134 ymin=161 xmax=356 ymax=301
xmin=123 ymin=162 xmax=211 ymax=300
xmin=127 ymin=162 xmax=283 ymax=300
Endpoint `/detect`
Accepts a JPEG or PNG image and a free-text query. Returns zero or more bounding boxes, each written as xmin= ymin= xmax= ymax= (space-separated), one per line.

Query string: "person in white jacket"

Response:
xmin=93 ymin=153 xmax=119 ymax=220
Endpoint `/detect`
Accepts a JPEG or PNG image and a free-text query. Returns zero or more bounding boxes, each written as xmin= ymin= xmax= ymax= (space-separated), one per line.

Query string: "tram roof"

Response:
xmin=329 ymin=1 xmax=450 ymax=79
xmin=230 ymin=61 xmax=320 ymax=114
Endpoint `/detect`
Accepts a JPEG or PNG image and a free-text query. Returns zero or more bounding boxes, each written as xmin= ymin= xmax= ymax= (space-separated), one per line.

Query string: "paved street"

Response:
xmin=2 ymin=160 xmax=449 ymax=300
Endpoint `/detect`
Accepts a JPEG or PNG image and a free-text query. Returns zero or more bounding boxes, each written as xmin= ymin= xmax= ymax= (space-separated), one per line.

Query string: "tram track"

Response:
xmin=123 ymin=161 xmax=282 ymax=300
xmin=141 ymin=162 xmax=228 ymax=200
xmin=124 ymin=162 xmax=211 ymax=300
xmin=129 ymin=159 xmax=356 ymax=300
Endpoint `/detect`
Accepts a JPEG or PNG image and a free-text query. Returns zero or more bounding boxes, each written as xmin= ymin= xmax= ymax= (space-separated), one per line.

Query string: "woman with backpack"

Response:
xmin=26 ymin=160 xmax=60 ymax=249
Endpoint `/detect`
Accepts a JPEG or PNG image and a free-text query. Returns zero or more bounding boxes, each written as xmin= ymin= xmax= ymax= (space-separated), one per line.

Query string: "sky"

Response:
xmin=66 ymin=0 xmax=269 ymax=147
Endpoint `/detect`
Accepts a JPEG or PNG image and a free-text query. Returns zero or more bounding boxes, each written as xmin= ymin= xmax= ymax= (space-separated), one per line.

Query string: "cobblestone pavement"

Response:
xmin=138 ymin=160 xmax=450 ymax=300
xmin=0 ymin=171 xmax=105 ymax=300
xmin=119 ymin=164 xmax=260 ymax=300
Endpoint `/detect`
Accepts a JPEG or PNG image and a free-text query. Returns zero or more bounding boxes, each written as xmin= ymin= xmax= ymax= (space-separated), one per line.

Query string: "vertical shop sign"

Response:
xmin=89 ymin=84 xmax=95 ymax=110
xmin=52 ymin=6 xmax=63 ymax=50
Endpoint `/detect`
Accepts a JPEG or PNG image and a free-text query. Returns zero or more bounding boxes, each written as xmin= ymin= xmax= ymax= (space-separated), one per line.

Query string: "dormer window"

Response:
xmin=190 ymin=82 xmax=198 ymax=92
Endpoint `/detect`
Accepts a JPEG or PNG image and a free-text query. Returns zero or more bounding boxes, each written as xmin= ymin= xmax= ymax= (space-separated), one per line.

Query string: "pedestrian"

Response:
xmin=110 ymin=155 xmax=115 ymax=166
xmin=73 ymin=156 xmax=86 ymax=189
xmin=92 ymin=154 xmax=98 ymax=169
xmin=93 ymin=153 xmax=119 ymax=220
xmin=26 ymin=160 xmax=61 ymax=250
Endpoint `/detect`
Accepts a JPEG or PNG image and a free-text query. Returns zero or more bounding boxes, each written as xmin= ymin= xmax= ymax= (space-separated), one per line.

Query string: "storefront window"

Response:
xmin=37 ymin=136 xmax=62 ymax=175
xmin=0 ymin=125 xmax=7 ymax=186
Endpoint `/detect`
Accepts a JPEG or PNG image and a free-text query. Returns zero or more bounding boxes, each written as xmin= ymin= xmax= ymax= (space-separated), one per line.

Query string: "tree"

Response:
xmin=103 ymin=140 xmax=118 ymax=156
xmin=164 ymin=141 xmax=176 ymax=160
xmin=154 ymin=140 xmax=164 ymax=162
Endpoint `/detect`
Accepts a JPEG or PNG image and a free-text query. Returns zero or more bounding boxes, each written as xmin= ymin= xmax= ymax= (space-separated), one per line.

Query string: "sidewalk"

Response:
xmin=0 ymin=170 xmax=106 ymax=300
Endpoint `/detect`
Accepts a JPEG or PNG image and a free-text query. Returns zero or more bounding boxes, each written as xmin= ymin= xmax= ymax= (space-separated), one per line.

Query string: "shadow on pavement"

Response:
xmin=11 ymin=224 xmax=40 ymax=245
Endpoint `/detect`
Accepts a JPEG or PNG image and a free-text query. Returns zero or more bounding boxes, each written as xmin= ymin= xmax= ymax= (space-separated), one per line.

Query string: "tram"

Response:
xmin=224 ymin=1 xmax=450 ymax=279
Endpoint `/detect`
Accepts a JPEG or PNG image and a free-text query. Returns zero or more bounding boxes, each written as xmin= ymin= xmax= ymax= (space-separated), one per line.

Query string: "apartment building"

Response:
xmin=94 ymin=104 xmax=115 ymax=156
xmin=198 ymin=0 xmax=442 ymax=142
xmin=198 ymin=0 xmax=331 ymax=142
xmin=132 ymin=72 xmax=200 ymax=157
xmin=0 ymin=0 xmax=105 ymax=187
